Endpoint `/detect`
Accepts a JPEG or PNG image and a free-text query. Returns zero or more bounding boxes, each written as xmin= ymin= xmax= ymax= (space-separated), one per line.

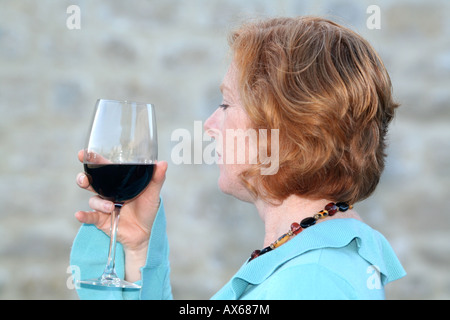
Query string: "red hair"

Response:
xmin=230 ymin=16 xmax=399 ymax=204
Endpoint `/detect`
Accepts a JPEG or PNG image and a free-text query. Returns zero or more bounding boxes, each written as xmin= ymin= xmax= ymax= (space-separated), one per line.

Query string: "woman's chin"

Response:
xmin=217 ymin=174 xmax=254 ymax=203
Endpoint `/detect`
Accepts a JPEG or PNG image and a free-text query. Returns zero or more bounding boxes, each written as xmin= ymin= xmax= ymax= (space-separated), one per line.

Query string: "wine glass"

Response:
xmin=79 ymin=99 xmax=157 ymax=288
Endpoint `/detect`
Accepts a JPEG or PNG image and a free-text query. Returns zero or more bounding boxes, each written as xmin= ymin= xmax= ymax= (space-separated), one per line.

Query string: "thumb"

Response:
xmin=141 ymin=160 xmax=168 ymax=199
xmin=152 ymin=160 xmax=168 ymax=186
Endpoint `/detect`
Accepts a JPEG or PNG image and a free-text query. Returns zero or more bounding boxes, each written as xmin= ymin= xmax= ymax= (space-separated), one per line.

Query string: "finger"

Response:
xmin=78 ymin=149 xmax=84 ymax=163
xmin=142 ymin=161 xmax=168 ymax=197
xmin=76 ymin=172 xmax=95 ymax=193
xmin=152 ymin=160 xmax=168 ymax=186
xmin=75 ymin=210 xmax=110 ymax=232
xmin=79 ymin=149 xmax=111 ymax=164
xmin=88 ymin=195 xmax=114 ymax=213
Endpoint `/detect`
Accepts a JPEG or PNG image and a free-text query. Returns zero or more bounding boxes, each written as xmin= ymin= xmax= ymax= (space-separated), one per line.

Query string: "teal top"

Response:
xmin=70 ymin=199 xmax=406 ymax=300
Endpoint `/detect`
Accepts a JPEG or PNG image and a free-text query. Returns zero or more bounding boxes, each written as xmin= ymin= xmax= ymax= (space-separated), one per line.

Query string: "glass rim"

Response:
xmin=96 ymin=98 xmax=154 ymax=106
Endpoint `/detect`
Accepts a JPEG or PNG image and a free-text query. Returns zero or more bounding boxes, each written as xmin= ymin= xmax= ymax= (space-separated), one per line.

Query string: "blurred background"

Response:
xmin=0 ymin=0 xmax=449 ymax=299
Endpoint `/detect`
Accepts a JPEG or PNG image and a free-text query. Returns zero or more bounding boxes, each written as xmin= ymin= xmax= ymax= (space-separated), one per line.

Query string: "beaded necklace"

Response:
xmin=249 ymin=202 xmax=353 ymax=261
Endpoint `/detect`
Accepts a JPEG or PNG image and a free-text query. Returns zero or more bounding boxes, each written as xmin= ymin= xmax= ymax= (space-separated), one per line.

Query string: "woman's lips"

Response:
xmin=216 ymin=151 xmax=223 ymax=164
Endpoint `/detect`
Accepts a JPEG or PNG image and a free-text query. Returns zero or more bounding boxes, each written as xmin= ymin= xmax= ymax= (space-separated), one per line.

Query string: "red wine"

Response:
xmin=84 ymin=164 xmax=155 ymax=203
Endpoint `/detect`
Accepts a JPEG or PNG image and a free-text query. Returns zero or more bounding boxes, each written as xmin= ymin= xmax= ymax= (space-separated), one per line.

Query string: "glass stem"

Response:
xmin=102 ymin=203 xmax=122 ymax=280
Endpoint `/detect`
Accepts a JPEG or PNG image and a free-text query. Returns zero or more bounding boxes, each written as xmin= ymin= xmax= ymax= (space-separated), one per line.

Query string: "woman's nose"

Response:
xmin=204 ymin=109 xmax=219 ymax=138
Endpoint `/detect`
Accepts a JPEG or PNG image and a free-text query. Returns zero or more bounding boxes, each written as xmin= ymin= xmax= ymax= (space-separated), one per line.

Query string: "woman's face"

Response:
xmin=204 ymin=63 xmax=255 ymax=202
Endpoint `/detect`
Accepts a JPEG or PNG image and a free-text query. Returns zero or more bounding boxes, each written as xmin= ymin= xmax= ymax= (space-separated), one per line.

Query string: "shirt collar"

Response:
xmin=230 ymin=218 xmax=405 ymax=286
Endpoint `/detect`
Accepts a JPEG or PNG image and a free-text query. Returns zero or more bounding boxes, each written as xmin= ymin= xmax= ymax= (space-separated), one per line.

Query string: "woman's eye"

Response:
xmin=219 ymin=104 xmax=229 ymax=110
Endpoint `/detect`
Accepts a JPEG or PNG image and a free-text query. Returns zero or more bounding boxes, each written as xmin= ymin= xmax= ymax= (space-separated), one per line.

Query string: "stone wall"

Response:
xmin=0 ymin=0 xmax=449 ymax=299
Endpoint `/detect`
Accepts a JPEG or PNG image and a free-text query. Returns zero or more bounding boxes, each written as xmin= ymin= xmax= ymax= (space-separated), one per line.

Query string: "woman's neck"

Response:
xmin=254 ymin=195 xmax=361 ymax=247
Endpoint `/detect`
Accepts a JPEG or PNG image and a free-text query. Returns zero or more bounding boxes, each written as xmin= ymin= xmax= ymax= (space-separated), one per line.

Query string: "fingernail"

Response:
xmin=78 ymin=174 xmax=85 ymax=185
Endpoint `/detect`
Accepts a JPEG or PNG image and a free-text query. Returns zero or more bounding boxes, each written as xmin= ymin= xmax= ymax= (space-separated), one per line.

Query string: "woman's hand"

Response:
xmin=75 ymin=150 xmax=168 ymax=282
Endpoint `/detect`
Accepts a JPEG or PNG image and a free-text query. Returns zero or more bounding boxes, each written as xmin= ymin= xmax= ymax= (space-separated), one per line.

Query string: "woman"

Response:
xmin=71 ymin=16 xmax=405 ymax=299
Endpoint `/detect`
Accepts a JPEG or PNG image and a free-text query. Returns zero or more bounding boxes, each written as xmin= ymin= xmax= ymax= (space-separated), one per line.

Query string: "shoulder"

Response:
xmin=256 ymin=262 xmax=359 ymax=299
xmin=285 ymin=240 xmax=386 ymax=299
xmin=242 ymin=223 xmax=397 ymax=300
xmin=244 ymin=242 xmax=378 ymax=300
xmin=220 ymin=219 xmax=405 ymax=300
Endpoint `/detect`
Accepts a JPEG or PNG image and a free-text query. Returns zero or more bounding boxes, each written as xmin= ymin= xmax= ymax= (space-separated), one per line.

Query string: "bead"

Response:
xmin=272 ymin=233 xmax=290 ymax=249
xmin=319 ymin=209 xmax=329 ymax=217
xmin=336 ymin=202 xmax=350 ymax=212
xmin=325 ymin=202 xmax=338 ymax=216
xmin=250 ymin=250 xmax=261 ymax=260
xmin=260 ymin=246 xmax=272 ymax=255
xmin=314 ymin=210 xmax=328 ymax=220
xmin=290 ymin=222 xmax=303 ymax=235
xmin=300 ymin=217 xmax=316 ymax=228
xmin=249 ymin=202 xmax=354 ymax=261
